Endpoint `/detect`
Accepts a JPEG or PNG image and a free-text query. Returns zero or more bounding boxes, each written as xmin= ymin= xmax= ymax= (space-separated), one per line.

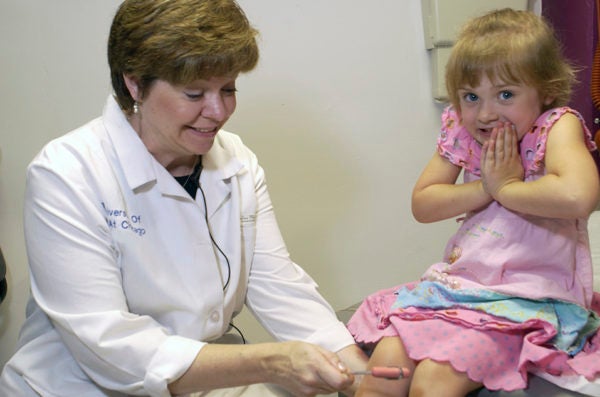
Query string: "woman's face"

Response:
xmin=126 ymin=75 xmax=238 ymax=169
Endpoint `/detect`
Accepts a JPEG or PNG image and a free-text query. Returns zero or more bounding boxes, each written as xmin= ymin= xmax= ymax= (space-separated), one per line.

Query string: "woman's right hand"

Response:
xmin=168 ymin=340 xmax=353 ymax=396
xmin=265 ymin=341 xmax=354 ymax=397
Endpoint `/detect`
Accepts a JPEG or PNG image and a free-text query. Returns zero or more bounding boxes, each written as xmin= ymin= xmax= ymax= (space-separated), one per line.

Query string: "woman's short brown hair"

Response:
xmin=108 ymin=0 xmax=259 ymax=113
xmin=445 ymin=8 xmax=575 ymax=111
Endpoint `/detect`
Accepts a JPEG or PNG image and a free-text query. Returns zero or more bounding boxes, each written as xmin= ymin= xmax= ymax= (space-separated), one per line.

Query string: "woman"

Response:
xmin=0 ymin=0 xmax=367 ymax=396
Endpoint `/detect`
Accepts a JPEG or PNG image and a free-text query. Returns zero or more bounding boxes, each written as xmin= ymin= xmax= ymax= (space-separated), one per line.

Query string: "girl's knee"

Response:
xmin=409 ymin=360 xmax=481 ymax=397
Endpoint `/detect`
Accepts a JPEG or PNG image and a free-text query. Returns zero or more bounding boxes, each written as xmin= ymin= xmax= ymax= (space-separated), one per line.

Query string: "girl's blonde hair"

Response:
xmin=108 ymin=0 xmax=259 ymax=114
xmin=445 ymin=8 xmax=575 ymax=111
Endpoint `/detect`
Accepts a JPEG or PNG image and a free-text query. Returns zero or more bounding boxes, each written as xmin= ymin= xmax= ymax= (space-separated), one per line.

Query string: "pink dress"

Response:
xmin=347 ymin=107 xmax=600 ymax=392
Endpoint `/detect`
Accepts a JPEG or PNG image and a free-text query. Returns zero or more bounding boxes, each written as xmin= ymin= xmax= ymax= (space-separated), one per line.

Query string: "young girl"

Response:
xmin=347 ymin=8 xmax=600 ymax=397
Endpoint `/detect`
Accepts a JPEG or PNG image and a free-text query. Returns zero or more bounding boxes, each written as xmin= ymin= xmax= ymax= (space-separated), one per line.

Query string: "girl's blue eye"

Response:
xmin=499 ymin=90 xmax=513 ymax=100
xmin=463 ymin=93 xmax=478 ymax=102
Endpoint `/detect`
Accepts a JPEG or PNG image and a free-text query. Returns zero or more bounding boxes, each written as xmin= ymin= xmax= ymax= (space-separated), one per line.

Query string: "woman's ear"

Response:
xmin=123 ymin=74 xmax=140 ymax=102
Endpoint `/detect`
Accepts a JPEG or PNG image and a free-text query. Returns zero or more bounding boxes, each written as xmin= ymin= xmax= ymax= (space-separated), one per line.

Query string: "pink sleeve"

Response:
xmin=521 ymin=107 xmax=598 ymax=177
xmin=436 ymin=106 xmax=482 ymax=175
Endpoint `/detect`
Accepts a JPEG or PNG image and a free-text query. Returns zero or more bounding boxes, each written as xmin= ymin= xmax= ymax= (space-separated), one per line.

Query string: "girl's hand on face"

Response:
xmin=480 ymin=122 xmax=524 ymax=199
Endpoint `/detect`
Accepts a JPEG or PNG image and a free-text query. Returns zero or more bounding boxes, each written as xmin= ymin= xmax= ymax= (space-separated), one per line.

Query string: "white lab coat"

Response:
xmin=0 ymin=96 xmax=354 ymax=396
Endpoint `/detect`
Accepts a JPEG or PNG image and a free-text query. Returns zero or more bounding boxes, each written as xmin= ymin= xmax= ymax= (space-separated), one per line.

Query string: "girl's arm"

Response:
xmin=412 ymin=152 xmax=494 ymax=223
xmin=482 ymin=113 xmax=600 ymax=218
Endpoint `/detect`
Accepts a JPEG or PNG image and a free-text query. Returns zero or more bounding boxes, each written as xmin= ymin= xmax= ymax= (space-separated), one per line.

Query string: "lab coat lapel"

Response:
xmin=200 ymin=133 xmax=244 ymax=219
xmin=103 ymin=96 xmax=185 ymax=196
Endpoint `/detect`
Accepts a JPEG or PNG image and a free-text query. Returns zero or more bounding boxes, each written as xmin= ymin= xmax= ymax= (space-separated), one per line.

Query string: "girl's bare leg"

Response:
xmin=409 ymin=359 xmax=482 ymax=397
xmin=355 ymin=336 xmax=415 ymax=397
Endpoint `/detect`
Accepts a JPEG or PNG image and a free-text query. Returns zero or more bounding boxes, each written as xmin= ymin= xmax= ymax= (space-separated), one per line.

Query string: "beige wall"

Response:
xmin=0 ymin=0 xmax=498 ymax=364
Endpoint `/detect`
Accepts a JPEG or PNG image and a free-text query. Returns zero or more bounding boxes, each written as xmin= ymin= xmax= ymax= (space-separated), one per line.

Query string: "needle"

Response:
xmin=351 ymin=366 xmax=411 ymax=379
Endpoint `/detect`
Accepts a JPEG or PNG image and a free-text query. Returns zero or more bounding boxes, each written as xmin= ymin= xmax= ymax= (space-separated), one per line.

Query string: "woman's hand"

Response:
xmin=336 ymin=344 xmax=369 ymax=396
xmin=266 ymin=341 xmax=355 ymax=397
xmin=169 ymin=341 xmax=354 ymax=396
xmin=480 ymin=122 xmax=524 ymax=200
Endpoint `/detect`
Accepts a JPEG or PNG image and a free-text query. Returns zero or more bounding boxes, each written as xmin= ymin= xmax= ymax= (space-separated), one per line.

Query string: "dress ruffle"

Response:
xmin=347 ymin=286 xmax=600 ymax=392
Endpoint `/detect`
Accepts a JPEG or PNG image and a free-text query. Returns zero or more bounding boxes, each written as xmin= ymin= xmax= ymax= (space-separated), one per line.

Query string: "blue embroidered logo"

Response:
xmin=101 ymin=202 xmax=146 ymax=236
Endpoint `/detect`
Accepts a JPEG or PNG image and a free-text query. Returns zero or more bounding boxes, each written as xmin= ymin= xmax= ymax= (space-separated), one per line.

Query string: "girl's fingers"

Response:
xmin=503 ymin=123 xmax=511 ymax=157
xmin=481 ymin=140 xmax=489 ymax=164
xmin=495 ymin=124 xmax=506 ymax=160
xmin=510 ymin=124 xmax=518 ymax=156
xmin=504 ymin=123 xmax=518 ymax=159
xmin=486 ymin=128 xmax=497 ymax=161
